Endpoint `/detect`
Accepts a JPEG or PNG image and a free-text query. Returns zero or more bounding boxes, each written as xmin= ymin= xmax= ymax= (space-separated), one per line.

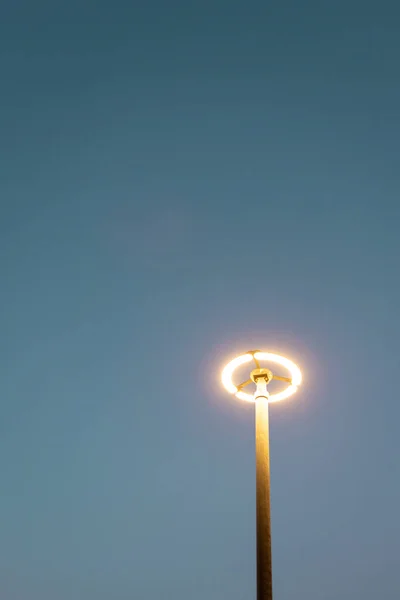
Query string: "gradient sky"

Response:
xmin=1 ymin=1 xmax=400 ymax=599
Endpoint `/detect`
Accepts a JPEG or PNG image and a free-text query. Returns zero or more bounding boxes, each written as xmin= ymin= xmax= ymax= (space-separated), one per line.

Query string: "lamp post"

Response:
xmin=221 ymin=350 xmax=302 ymax=600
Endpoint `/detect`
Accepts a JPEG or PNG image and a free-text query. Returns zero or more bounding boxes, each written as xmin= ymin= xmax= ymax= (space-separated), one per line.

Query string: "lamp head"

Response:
xmin=221 ymin=350 xmax=302 ymax=403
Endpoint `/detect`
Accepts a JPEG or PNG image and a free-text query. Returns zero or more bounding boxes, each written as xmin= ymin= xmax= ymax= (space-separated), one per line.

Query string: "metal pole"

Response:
xmin=255 ymin=395 xmax=273 ymax=600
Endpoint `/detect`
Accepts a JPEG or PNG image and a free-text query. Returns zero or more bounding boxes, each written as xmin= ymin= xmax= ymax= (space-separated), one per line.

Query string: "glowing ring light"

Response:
xmin=221 ymin=351 xmax=302 ymax=403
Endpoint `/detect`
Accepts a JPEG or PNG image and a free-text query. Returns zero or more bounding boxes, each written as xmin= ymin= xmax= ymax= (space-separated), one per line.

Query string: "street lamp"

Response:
xmin=221 ymin=350 xmax=302 ymax=600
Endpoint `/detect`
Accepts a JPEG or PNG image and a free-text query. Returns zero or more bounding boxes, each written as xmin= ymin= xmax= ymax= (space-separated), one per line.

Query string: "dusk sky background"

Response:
xmin=1 ymin=1 xmax=400 ymax=598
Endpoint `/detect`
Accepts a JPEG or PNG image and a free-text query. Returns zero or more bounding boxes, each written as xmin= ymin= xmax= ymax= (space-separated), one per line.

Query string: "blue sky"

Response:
xmin=1 ymin=1 xmax=399 ymax=598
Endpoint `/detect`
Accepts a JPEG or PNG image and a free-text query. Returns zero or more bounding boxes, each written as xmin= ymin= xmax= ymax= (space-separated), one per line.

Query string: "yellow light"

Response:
xmin=221 ymin=353 xmax=253 ymax=393
xmin=236 ymin=390 xmax=255 ymax=402
xmin=254 ymin=352 xmax=302 ymax=387
xmin=221 ymin=351 xmax=302 ymax=403
xmin=268 ymin=384 xmax=298 ymax=403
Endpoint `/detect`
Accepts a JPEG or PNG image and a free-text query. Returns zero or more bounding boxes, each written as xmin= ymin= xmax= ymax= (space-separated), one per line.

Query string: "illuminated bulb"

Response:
xmin=236 ymin=390 xmax=254 ymax=402
xmin=221 ymin=351 xmax=302 ymax=403
xmin=221 ymin=353 xmax=253 ymax=394
xmin=254 ymin=352 xmax=302 ymax=387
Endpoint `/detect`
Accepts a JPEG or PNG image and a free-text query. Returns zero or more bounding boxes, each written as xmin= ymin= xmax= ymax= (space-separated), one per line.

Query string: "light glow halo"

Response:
xmin=221 ymin=351 xmax=302 ymax=403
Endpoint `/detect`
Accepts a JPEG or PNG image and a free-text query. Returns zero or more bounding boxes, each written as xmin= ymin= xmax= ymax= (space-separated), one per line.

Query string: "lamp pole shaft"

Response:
xmin=255 ymin=396 xmax=273 ymax=600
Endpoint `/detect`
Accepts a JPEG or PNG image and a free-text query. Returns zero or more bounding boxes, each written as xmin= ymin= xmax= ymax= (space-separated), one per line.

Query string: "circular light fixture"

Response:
xmin=221 ymin=351 xmax=302 ymax=403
